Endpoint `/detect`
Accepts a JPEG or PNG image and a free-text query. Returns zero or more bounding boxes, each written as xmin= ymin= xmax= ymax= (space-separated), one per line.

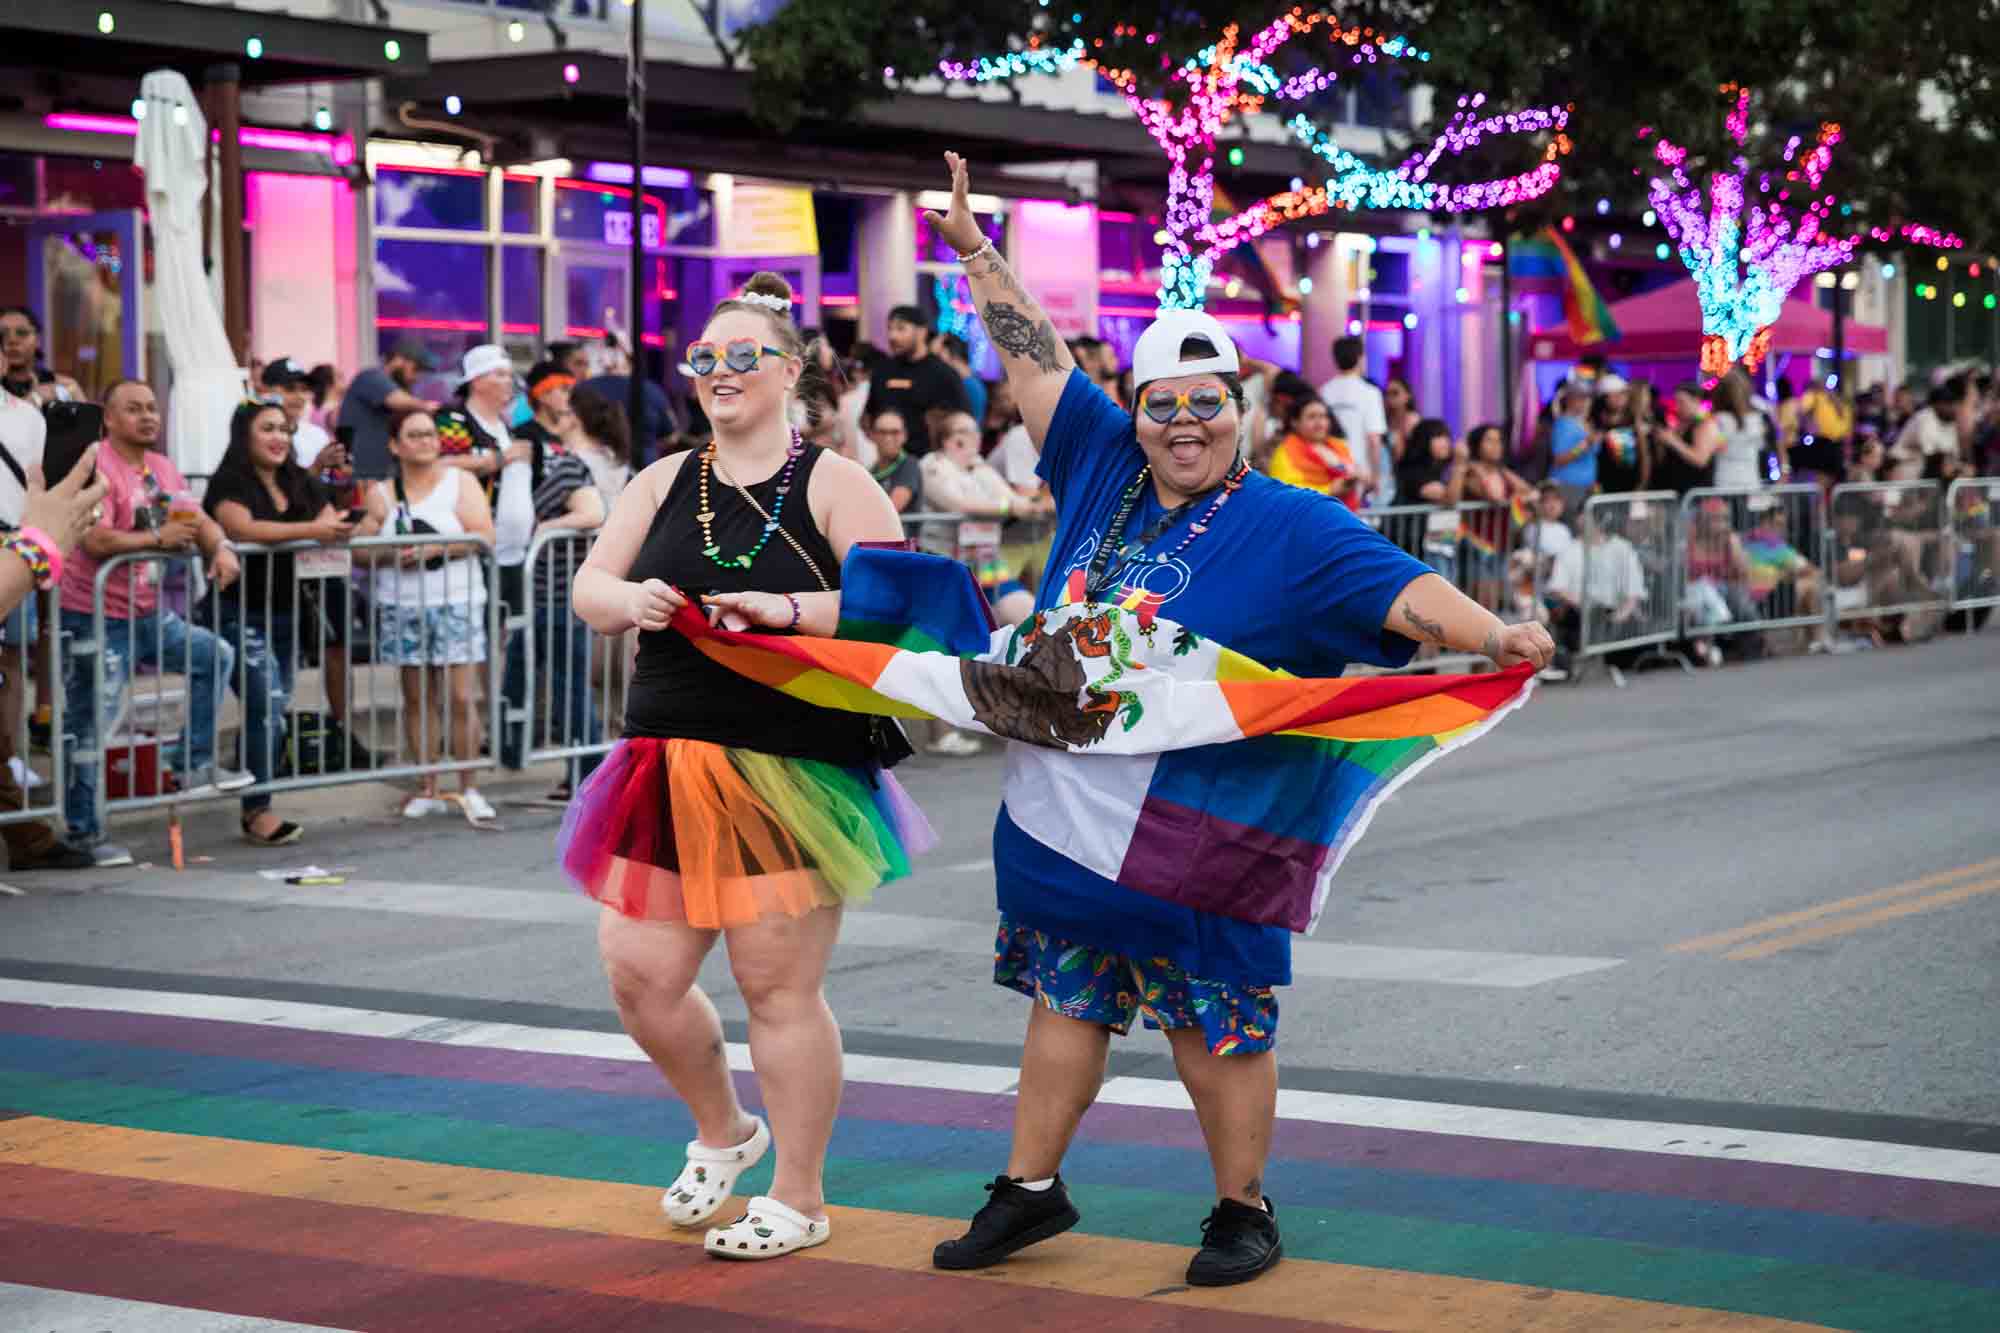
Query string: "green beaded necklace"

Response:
xmin=695 ymin=429 xmax=805 ymax=571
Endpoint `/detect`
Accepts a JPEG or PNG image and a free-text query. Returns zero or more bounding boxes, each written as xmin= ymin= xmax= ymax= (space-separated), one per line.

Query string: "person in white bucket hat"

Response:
xmin=920 ymin=150 xmax=1555 ymax=1289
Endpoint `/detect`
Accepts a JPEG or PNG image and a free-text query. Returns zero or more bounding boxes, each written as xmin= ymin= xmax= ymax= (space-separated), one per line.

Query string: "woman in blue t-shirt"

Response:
xmin=922 ymin=153 xmax=1554 ymax=1287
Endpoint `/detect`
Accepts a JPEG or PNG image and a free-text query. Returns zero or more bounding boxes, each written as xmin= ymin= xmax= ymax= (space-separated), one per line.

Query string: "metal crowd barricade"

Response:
xmin=83 ymin=533 xmax=501 ymax=834
xmin=1944 ymin=476 xmax=2000 ymax=624
xmin=1820 ymin=480 xmax=1947 ymax=640
xmin=515 ymin=528 xmax=619 ymax=776
xmin=0 ymin=587 xmax=65 ymax=830
xmin=1677 ymin=483 xmax=1828 ymax=653
xmin=1358 ymin=500 xmax=1522 ymax=674
xmin=1569 ymin=492 xmax=1687 ymax=677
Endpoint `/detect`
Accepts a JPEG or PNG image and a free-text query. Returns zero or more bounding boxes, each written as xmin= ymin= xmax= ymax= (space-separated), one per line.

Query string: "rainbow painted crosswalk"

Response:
xmin=2 ymin=985 xmax=1997 ymax=1331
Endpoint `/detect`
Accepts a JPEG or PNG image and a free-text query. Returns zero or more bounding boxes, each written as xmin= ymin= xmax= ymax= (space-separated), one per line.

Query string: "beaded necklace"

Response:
xmin=1083 ymin=458 xmax=1248 ymax=601
xmin=696 ymin=429 xmax=804 ymax=571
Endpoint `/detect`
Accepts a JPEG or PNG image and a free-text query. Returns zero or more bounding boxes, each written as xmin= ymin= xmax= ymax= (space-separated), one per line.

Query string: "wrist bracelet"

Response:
xmin=954 ymin=238 xmax=997 ymax=266
xmin=783 ymin=593 xmax=802 ymax=631
xmin=5 ymin=527 xmax=61 ymax=592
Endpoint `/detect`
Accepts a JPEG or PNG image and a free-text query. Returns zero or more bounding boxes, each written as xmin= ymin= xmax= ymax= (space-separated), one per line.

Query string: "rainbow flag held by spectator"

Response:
xmin=1514 ymin=229 xmax=1620 ymax=346
xmin=1457 ymin=523 xmax=1503 ymax=560
xmin=1510 ymin=494 xmax=1534 ymax=529
xmin=673 ymin=548 xmax=1534 ymax=931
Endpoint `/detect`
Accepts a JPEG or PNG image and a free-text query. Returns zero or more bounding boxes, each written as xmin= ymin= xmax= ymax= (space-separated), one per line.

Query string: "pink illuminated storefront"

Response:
xmin=0 ymin=113 xmax=360 ymax=397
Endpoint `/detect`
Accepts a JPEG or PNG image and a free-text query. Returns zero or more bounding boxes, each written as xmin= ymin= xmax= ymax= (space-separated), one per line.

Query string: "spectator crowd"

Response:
xmin=0 ymin=297 xmax=1994 ymax=867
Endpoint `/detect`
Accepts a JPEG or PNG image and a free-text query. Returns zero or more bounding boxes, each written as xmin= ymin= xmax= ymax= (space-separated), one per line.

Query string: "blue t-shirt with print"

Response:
xmin=1548 ymin=415 xmax=1598 ymax=487
xmin=992 ymin=370 xmax=1433 ymax=986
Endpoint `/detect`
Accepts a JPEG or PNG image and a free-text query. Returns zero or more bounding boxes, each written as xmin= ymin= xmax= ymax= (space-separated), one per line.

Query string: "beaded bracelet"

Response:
xmin=4 ymin=527 xmax=62 ymax=592
xmin=782 ymin=593 xmax=802 ymax=631
xmin=954 ymin=238 xmax=997 ymax=266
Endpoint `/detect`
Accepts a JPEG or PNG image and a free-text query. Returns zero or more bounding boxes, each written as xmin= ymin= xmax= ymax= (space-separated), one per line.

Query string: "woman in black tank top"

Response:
xmin=563 ymin=274 xmax=928 ymax=1260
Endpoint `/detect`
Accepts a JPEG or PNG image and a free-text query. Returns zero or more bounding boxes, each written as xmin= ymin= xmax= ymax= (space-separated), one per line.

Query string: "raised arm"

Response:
xmin=922 ymin=152 xmax=1075 ymax=447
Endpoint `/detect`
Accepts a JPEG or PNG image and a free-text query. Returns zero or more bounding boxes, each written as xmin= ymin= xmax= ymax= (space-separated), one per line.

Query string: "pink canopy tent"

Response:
xmin=1526 ymin=279 xmax=1887 ymax=363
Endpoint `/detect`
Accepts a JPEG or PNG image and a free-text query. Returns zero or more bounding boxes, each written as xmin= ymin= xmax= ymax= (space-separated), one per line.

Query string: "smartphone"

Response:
xmin=335 ymin=425 xmax=354 ymax=447
xmin=41 ymin=401 xmax=104 ymax=487
xmin=344 ymin=507 xmax=367 ymax=524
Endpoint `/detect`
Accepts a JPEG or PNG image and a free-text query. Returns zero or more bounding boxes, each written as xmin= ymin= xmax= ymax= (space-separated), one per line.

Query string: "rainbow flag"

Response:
xmin=1457 ymin=523 xmax=1502 ymax=559
xmin=1517 ymin=228 xmax=1620 ymax=346
xmin=674 ymin=549 xmax=1534 ymax=932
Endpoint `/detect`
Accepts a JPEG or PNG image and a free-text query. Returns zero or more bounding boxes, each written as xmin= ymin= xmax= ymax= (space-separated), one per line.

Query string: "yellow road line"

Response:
xmin=1668 ymin=856 xmax=2000 ymax=954
xmin=1725 ymin=875 xmax=2000 ymax=960
xmin=0 ymin=1116 xmax=1833 ymax=1333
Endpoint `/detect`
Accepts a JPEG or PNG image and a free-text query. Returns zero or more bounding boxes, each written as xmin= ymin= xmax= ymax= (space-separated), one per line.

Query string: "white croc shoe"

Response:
xmin=660 ymin=1115 xmax=770 ymax=1227
xmin=705 ymin=1195 xmax=830 ymax=1260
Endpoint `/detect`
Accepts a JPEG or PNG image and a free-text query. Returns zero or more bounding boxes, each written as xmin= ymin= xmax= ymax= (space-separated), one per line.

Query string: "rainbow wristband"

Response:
xmin=7 ymin=526 xmax=62 ymax=591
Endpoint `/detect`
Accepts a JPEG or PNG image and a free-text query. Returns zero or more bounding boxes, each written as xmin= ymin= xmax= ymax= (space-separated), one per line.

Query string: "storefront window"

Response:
xmin=375 ymin=167 xmax=485 ymax=231
xmin=552 ymin=181 xmax=712 ymax=250
xmin=656 ymin=185 xmax=715 ymax=248
xmin=501 ymin=246 xmax=543 ymax=345
xmin=1367 ymin=248 xmax=1410 ymax=297
xmin=502 ymin=177 xmax=539 ymax=234
xmin=375 ymin=238 xmax=488 ymax=367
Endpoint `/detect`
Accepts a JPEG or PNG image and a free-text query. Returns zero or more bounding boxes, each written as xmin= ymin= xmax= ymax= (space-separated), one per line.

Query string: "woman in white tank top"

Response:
xmin=1710 ymin=371 xmax=1766 ymax=491
xmin=361 ymin=408 xmax=499 ymax=822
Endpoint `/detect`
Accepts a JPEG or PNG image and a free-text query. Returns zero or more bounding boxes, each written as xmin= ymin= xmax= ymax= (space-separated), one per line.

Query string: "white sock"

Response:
xmin=1013 ymin=1176 xmax=1056 ymax=1192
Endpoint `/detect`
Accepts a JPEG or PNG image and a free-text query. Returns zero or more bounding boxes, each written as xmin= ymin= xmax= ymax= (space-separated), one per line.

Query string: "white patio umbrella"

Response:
xmin=134 ymin=70 xmax=243 ymax=476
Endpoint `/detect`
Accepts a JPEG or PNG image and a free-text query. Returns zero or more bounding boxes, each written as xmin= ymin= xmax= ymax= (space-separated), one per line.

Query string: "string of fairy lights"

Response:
xmin=942 ymin=17 xmax=1978 ymax=371
xmin=1643 ymin=86 xmax=1964 ymax=376
xmin=940 ymin=11 xmax=1565 ymax=310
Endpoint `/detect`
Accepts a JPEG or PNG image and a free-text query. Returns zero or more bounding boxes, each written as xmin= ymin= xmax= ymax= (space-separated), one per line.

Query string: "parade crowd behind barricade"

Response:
xmin=0 ymin=298 xmax=1995 ymax=867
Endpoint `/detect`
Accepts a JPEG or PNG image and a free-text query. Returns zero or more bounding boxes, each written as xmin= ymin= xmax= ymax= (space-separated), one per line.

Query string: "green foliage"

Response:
xmin=734 ymin=0 xmax=2000 ymax=247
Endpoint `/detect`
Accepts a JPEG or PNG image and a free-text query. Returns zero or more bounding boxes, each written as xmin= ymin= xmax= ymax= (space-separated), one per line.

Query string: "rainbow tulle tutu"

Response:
xmin=558 ymin=737 xmax=934 ymax=927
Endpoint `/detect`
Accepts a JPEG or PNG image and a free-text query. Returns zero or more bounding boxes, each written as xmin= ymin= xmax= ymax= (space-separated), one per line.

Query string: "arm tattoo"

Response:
xmin=981 ymin=301 xmax=1064 ymax=375
xmin=1479 ymin=626 xmax=1502 ymax=661
xmin=1400 ymin=601 xmax=1448 ymax=645
xmin=967 ymin=250 xmax=1028 ymax=302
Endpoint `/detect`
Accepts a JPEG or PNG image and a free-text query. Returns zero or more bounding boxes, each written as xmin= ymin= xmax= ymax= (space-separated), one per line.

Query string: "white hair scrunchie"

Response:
xmin=738 ymin=292 xmax=790 ymax=313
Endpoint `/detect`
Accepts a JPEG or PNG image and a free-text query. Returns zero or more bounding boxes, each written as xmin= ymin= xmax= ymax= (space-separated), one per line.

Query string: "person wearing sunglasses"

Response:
xmin=919 ymin=152 xmax=1555 ymax=1289
xmin=567 ymin=271 xmax=930 ymax=1263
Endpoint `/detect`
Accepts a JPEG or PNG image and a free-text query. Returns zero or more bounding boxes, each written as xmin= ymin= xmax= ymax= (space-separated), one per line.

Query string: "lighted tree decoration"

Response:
xmin=940 ymin=12 xmax=1573 ymax=310
xmin=1646 ymin=86 xmax=1963 ymax=378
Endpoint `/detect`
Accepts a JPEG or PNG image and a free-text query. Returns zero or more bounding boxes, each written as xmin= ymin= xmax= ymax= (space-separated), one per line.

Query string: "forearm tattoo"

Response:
xmin=981 ymin=300 xmax=1064 ymax=375
xmin=1400 ymin=602 xmax=1448 ymax=645
xmin=1479 ymin=626 xmax=1502 ymax=661
xmin=966 ymin=249 xmax=1028 ymax=303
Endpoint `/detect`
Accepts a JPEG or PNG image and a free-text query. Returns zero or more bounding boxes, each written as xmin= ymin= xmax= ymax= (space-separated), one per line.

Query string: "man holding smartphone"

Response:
xmin=59 ymin=380 xmax=250 ymax=866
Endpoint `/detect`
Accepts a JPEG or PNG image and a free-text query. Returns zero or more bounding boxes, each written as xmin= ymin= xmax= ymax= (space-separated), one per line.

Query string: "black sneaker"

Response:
xmin=932 ymin=1174 xmax=1080 ymax=1270
xmin=13 ymin=841 xmax=97 ymax=871
xmin=1186 ymin=1197 xmax=1282 ymax=1287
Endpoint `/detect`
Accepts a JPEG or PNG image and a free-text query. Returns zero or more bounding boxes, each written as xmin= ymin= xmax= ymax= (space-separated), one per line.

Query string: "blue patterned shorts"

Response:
xmin=993 ymin=919 xmax=1278 ymax=1055
xmin=375 ymin=603 xmax=488 ymax=667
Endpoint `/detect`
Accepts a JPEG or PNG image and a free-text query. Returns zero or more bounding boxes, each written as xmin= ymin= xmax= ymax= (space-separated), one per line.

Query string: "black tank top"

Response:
xmin=623 ymin=444 xmax=875 ymax=766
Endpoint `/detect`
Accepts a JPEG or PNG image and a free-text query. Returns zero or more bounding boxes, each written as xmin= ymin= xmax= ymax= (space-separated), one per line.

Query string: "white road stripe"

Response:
xmin=6 ymin=979 xmax=1995 ymax=1187
xmin=91 ymin=876 xmax=1622 ymax=988
xmin=0 ymin=1285 xmax=356 ymax=1332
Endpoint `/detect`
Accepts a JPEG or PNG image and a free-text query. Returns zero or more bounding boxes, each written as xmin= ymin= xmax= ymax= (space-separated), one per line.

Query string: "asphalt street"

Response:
xmin=3 ymin=631 xmax=1996 ymax=1128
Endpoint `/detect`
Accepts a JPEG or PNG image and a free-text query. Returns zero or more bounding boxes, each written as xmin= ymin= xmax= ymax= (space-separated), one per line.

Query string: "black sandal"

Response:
xmin=242 ymin=814 xmax=304 ymax=847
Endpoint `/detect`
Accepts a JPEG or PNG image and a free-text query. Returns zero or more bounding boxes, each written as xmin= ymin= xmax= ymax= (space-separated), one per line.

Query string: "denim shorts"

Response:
xmin=993 ymin=918 xmax=1278 ymax=1055
xmin=375 ymin=602 xmax=489 ymax=667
